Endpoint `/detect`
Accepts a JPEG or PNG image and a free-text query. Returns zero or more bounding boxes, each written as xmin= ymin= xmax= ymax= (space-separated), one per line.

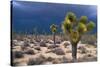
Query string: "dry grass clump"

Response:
xmin=27 ymin=54 xmax=46 ymax=65
xmin=46 ymin=56 xmax=54 ymax=61
xmin=39 ymin=41 xmax=47 ymax=47
xmin=12 ymin=51 xmax=24 ymax=58
xmin=24 ymin=49 xmax=35 ymax=55
xmin=52 ymin=47 xmax=65 ymax=55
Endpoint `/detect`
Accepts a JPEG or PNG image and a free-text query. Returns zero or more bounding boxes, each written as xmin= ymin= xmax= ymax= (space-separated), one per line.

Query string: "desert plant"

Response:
xmin=12 ymin=51 xmax=24 ymax=58
xmin=25 ymin=49 xmax=35 ymax=55
xmin=62 ymin=12 xmax=95 ymax=62
xmin=50 ymin=24 xmax=57 ymax=45
xmin=27 ymin=55 xmax=45 ymax=65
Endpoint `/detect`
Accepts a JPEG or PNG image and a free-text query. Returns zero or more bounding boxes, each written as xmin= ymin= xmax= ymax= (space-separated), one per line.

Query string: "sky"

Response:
xmin=11 ymin=1 xmax=97 ymax=34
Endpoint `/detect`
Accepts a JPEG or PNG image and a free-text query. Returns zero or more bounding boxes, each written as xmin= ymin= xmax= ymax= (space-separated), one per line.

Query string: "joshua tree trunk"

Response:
xmin=71 ymin=43 xmax=77 ymax=62
xmin=53 ymin=33 xmax=56 ymax=45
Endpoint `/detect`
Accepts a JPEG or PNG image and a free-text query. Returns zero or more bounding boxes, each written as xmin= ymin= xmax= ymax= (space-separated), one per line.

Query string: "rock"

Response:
xmin=52 ymin=47 xmax=65 ymax=55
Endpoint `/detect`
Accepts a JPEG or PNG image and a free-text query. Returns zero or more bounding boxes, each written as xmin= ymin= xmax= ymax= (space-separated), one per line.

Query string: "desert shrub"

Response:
xmin=27 ymin=58 xmax=38 ymax=65
xmin=25 ymin=49 xmax=35 ymax=55
xmin=52 ymin=59 xmax=61 ymax=64
xmin=61 ymin=41 xmax=70 ymax=48
xmin=78 ymin=46 xmax=87 ymax=54
xmin=12 ymin=51 xmax=24 ymax=58
xmin=81 ymin=34 xmax=97 ymax=45
xmin=52 ymin=47 xmax=65 ymax=55
xmin=46 ymin=57 xmax=54 ymax=61
xmin=34 ymin=46 xmax=41 ymax=51
xmin=11 ymin=62 xmax=19 ymax=66
xmin=47 ymin=44 xmax=59 ymax=49
xmin=12 ymin=62 xmax=27 ymax=66
xmin=61 ymin=56 xmax=68 ymax=63
xmin=39 ymin=41 xmax=47 ymax=47
xmin=27 ymin=57 xmax=45 ymax=65
xmin=81 ymin=47 xmax=87 ymax=54
xmin=24 ymin=41 xmax=30 ymax=47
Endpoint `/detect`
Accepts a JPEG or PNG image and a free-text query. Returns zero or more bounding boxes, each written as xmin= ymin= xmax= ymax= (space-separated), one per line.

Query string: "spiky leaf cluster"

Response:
xmin=77 ymin=22 xmax=87 ymax=33
xmin=62 ymin=12 xmax=95 ymax=44
xmin=80 ymin=16 xmax=88 ymax=24
xmin=50 ymin=24 xmax=57 ymax=33
xmin=87 ymin=21 xmax=95 ymax=31
xmin=70 ymin=30 xmax=80 ymax=43
xmin=65 ymin=12 xmax=77 ymax=23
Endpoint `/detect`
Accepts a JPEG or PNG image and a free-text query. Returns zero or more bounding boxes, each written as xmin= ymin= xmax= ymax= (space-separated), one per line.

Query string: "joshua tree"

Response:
xmin=50 ymin=24 xmax=57 ymax=45
xmin=62 ymin=12 xmax=95 ymax=62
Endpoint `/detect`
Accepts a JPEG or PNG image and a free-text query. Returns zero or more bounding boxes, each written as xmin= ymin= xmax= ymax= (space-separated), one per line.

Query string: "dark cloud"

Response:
xmin=12 ymin=1 xmax=97 ymax=34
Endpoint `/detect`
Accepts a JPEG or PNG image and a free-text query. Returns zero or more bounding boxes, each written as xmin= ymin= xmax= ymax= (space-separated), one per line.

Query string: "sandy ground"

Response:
xmin=11 ymin=35 xmax=97 ymax=66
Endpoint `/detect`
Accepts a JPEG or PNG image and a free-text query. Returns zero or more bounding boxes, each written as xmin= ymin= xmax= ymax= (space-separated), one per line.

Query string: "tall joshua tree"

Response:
xmin=62 ymin=12 xmax=95 ymax=62
xmin=50 ymin=24 xmax=57 ymax=45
